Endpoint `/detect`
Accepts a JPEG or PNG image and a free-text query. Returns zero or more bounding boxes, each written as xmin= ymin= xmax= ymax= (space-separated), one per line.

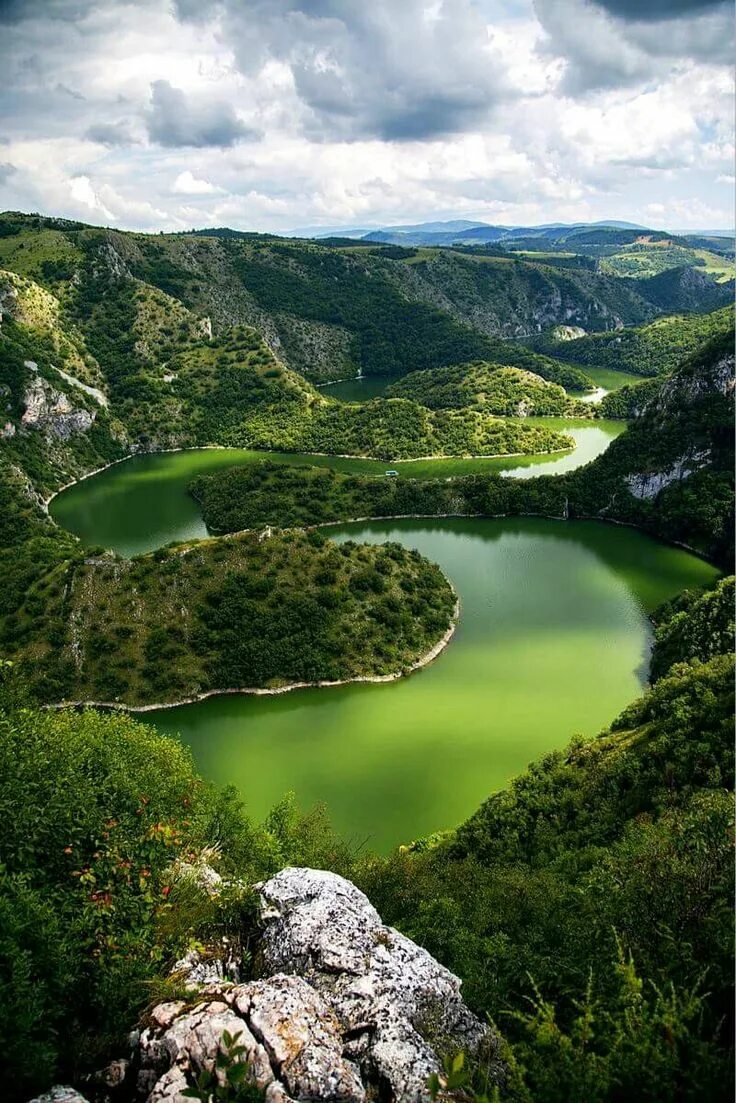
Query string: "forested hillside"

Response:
xmin=1 ymin=569 xmax=732 ymax=1101
xmin=528 ymin=305 xmax=733 ymax=376
xmin=8 ymin=528 xmax=455 ymax=707
xmin=385 ymin=360 xmax=591 ymax=417
xmin=0 ymin=262 xmax=569 ymax=492
xmin=194 ymin=329 xmax=735 ymax=567
xmin=0 ymin=210 xmax=733 ymax=1103
xmin=2 ymin=212 xmax=729 ymax=391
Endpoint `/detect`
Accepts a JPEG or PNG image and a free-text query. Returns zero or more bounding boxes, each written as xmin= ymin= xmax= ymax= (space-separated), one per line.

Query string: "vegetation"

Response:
xmin=528 ymin=306 xmax=733 ymax=378
xmin=599 ymin=242 xmax=735 ymax=283
xmin=191 ymin=328 xmax=735 ymax=568
xmin=385 ymin=361 xmax=592 ymax=417
xmin=598 ymin=377 xmax=661 ymax=419
xmin=1 ymin=575 xmax=732 ymax=1100
xmin=0 ymin=673 xmax=352 ymax=1097
xmin=4 ymin=529 xmax=455 ymax=706
xmin=649 ymin=576 xmax=734 ymax=682
xmin=0 ymin=209 xmax=733 ymax=1102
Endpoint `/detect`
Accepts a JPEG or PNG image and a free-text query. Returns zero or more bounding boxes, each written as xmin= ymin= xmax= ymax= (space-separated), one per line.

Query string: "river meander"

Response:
xmin=49 ymin=419 xmax=624 ymax=558
xmin=49 ymin=443 xmax=718 ymax=851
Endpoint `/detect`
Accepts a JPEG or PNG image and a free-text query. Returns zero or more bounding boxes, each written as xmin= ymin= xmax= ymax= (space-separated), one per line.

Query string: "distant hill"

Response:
xmin=360 ymin=220 xmax=653 ymax=248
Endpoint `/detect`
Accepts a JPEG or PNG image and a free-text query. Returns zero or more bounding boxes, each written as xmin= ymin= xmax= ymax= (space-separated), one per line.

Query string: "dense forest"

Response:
xmin=1 ymin=570 xmax=732 ymax=1100
xmin=192 ymin=329 xmax=735 ymax=568
xmin=528 ymin=306 xmax=733 ymax=376
xmin=5 ymin=528 xmax=455 ymax=707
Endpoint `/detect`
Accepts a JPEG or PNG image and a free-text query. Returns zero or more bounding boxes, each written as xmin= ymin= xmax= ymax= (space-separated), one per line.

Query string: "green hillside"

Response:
xmin=528 ymin=306 xmax=733 ymax=377
xmin=194 ymin=329 xmax=735 ymax=567
xmin=8 ymin=528 xmax=454 ymax=707
xmin=3 ymin=211 xmax=729 ymax=394
xmin=0 ymin=264 xmax=570 ymax=496
xmin=385 ymin=360 xmax=592 ymax=417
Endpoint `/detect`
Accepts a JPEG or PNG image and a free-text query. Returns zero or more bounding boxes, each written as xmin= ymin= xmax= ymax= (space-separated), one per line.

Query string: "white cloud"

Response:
xmin=172 ymin=170 xmax=222 ymax=195
xmin=70 ymin=174 xmax=114 ymax=220
xmin=0 ymin=0 xmax=731 ymax=232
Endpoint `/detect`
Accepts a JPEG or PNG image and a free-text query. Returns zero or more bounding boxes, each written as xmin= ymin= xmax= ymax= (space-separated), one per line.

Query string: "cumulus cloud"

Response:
xmin=85 ymin=120 xmax=135 ymax=146
xmin=172 ymin=169 xmax=222 ymax=194
xmin=534 ymin=0 xmax=734 ymax=93
xmin=174 ymin=0 xmax=508 ymax=142
xmin=0 ymin=0 xmax=732 ymax=233
xmin=146 ymin=80 xmax=258 ymax=148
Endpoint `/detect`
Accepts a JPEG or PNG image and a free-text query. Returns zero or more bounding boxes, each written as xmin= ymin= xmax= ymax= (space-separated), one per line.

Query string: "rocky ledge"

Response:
xmin=33 ymin=869 xmax=502 ymax=1103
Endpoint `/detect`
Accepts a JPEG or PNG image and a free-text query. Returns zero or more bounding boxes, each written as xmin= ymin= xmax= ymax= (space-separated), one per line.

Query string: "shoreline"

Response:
xmin=43 ymin=441 xmax=576 ymax=508
xmin=200 ymin=510 xmax=717 ymax=567
xmin=50 ymin=596 xmax=460 ymax=714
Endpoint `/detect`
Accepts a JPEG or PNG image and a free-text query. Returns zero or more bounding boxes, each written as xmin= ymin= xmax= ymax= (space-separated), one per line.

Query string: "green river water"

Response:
xmin=49 ymin=420 xmax=625 ymax=558
xmin=50 ymin=439 xmax=718 ymax=851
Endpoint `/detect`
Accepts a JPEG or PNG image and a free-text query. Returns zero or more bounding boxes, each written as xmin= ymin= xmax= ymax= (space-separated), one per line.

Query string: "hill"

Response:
xmin=193 ymin=329 xmax=735 ymax=567
xmin=527 ymin=305 xmax=733 ymax=377
xmin=385 ymin=360 xmax=591 ymax=417
xmin=2 ymin=211 xmax=727 ymax=393
xmin=7 ymin=528 xmax=455 ymax=707
xmin=0 ymin=263 xmax=570 ymax=500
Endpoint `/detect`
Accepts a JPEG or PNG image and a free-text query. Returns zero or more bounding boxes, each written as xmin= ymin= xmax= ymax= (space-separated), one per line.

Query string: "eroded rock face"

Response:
xmin=255 ymin=868 xmax=500 ymax=1101
xmin=625 ymin=453 xmax=708 ymax=500
xmin=31 ymin=870 xmax=500 ymax=1103
xmin=21 ymin=375 xmax=95 ymax=439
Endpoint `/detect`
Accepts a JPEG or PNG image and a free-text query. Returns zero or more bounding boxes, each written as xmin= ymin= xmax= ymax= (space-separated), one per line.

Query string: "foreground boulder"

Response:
xmin=136 ymin=974 xmax=365 ymax=1103
xmin=255 ymin=868 xmax=500 ymax=1098
xmin=36 ymin=869 xmax=502 ymax=1103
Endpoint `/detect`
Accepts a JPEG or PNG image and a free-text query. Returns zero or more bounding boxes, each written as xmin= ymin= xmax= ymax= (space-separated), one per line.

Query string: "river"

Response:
xmin=49 ymin=436 xmax=717 ymax=850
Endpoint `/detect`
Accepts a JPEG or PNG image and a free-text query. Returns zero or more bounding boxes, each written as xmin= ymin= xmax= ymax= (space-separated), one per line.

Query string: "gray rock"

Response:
xmin=255 ymin=868 xmax=500 ymax=1101
xmin=21 ymin=375 xmax=95 ymax=439
xmin=135 ymin=975 xmax=363 ymax=1102
xmin=170 ymin=947 xmax=242 ymax=989
xmin=28 ymin=1090 xmax=89 ymax=1103
xmin=104 ymin=869 xmax=502 ymax=1103
xmin=625 ymin=450 xmax=710 ymax=500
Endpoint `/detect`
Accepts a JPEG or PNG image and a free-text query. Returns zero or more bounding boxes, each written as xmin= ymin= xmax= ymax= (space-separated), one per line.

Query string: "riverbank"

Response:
xmin=44 ymin=441 xmax=575 ymax=509
xmin=50 ymin=595 xmax=460 ymax=713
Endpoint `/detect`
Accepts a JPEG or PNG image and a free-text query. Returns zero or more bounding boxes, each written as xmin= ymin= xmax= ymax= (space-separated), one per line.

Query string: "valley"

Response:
xmin=0 ymin=209 xmax=733 ymax=1101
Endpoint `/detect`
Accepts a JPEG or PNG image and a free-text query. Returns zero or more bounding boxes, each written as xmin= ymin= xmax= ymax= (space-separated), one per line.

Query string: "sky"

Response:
xmin=0 ymin=0 xmax=733 ymax=234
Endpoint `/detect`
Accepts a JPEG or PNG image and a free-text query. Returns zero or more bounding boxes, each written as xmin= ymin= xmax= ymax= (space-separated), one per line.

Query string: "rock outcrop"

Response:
xmin=255 ymin=868 xmax=497 ymax=1099
xmin=625 ymin=450 xmax=710 ymax=500
xmin=21 ymin=374 xmax=95 ymax=439
xmin=64 ymin=868 xmax=500 ymax=1103
xmin=136 ymin=974 xmax=365 ymax=1103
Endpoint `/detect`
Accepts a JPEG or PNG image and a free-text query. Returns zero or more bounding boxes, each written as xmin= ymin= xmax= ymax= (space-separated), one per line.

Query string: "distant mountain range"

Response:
xmin=282 ymin=219 xmax=734 ymax=250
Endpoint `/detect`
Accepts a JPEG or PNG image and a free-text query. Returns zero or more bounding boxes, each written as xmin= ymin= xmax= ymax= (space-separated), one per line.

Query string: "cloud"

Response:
xmin=0 ymin=0 xmax=731 ymax=234
xmin=172 ymin=169 xmax=222 ymax=194
xmin=0 ymin=162 xmax=16 ymax=184
xmin=174 ymin=0 xmax=509 ymax=142
xmin=146 ymin=79 xmax=258 ymax=148
xmin=534 ymin=0 xmax=734 ymax=93
xmin=592 ymin=0 xmax=728 ymax=20
xmin=85 ymin=120 xmax=135 ymax=146
xmin=70 ymin=174 xmax=115 ymax=220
